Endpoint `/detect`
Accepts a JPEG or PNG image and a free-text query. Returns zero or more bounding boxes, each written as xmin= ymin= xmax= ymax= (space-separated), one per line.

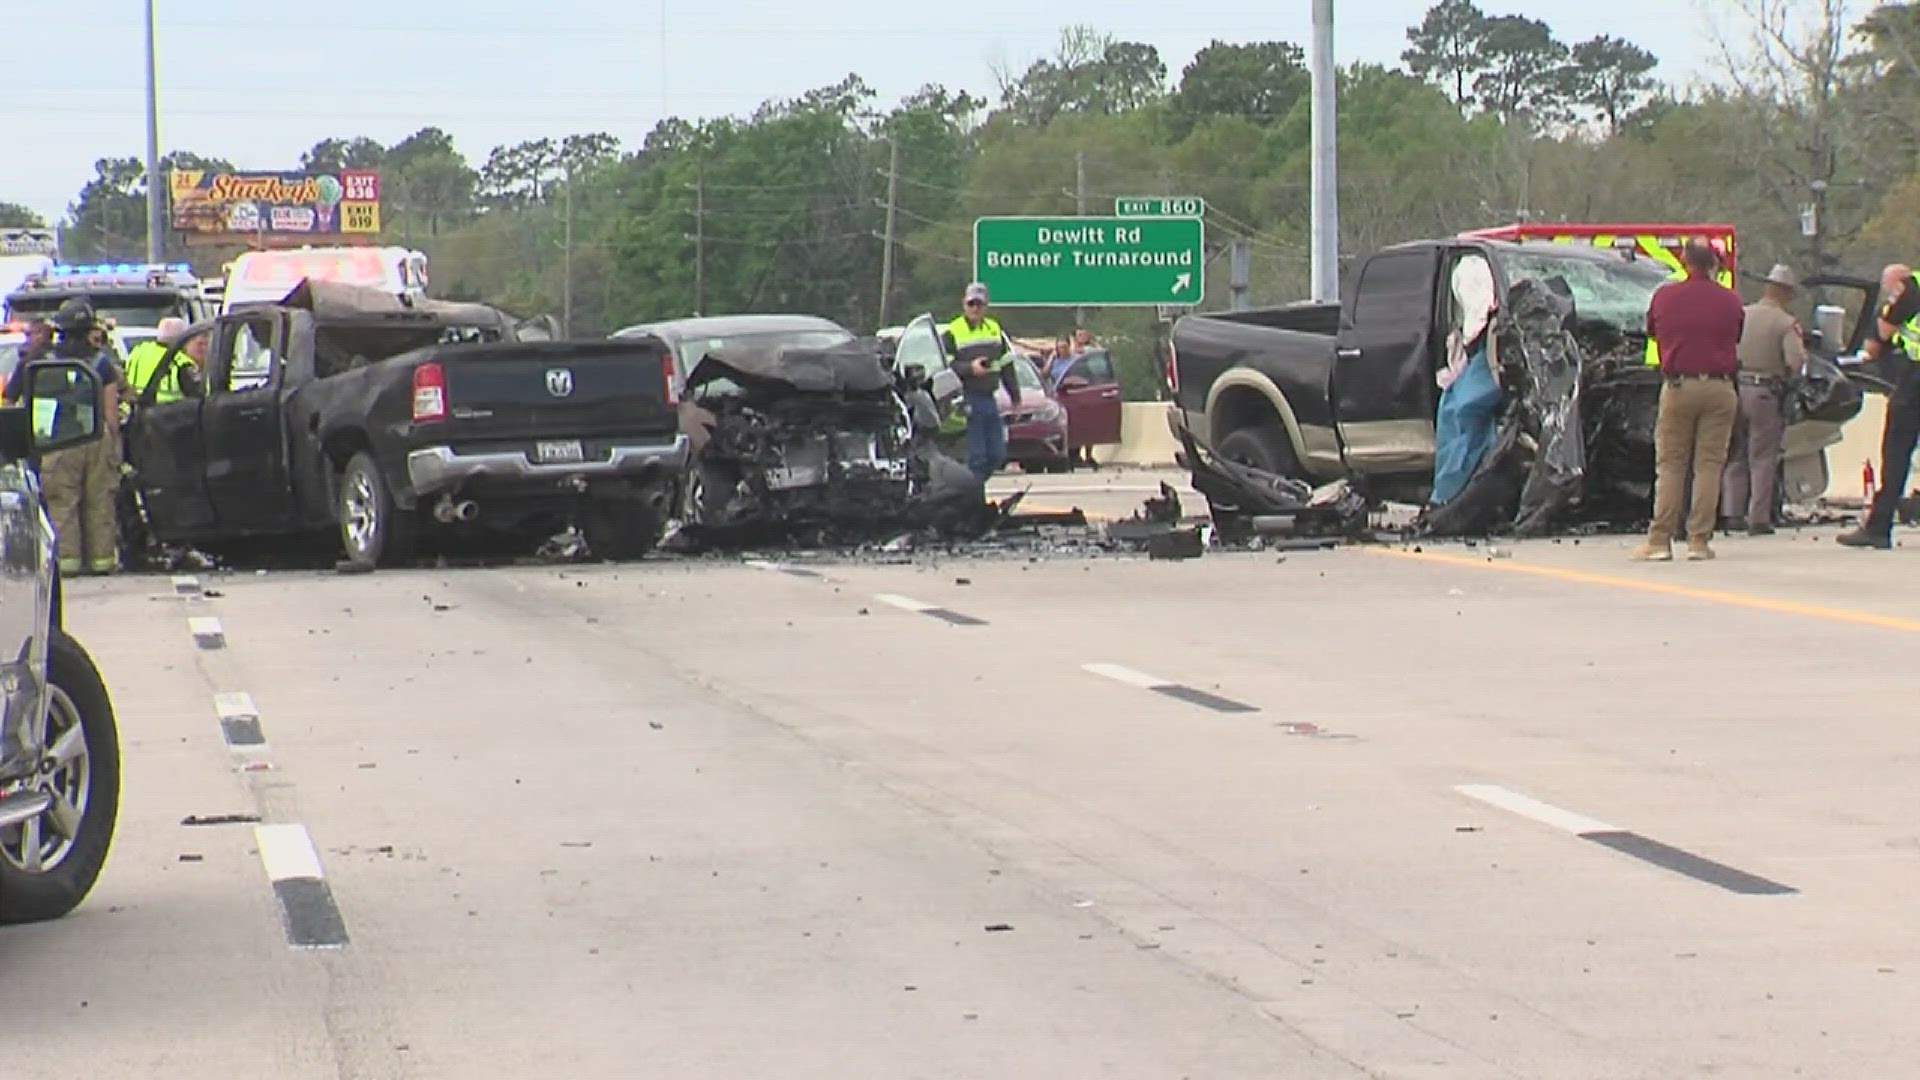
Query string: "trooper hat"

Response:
xmin=1764 ymin=264 xmax=1800 ymax=290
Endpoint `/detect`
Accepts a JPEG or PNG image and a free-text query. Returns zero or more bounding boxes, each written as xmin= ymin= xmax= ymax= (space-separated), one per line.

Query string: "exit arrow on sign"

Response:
xmin=1171 ymin=272 xmax=1192 ymax=295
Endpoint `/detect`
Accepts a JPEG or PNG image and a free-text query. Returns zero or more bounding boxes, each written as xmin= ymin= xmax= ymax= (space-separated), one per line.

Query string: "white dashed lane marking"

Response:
xmin=254 ymin=824 xmax=349 ymax=948
xmin=187 ymin=616 xmax=225 ymax=649
xmin=214 ymin=691 xmax=265 ymax=747
xmin=1454 ymin=784 xmax=1796 ymax=896
xmin=873 ymin=593 xmax=987 ymax=626
xmin=1081 ymin=662 xmax=1259 ymax=714
xmin=171 ymin=574 xmax=201 ymax=596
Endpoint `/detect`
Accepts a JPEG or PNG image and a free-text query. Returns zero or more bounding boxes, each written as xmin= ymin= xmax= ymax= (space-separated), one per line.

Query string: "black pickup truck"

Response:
xmin=127 ymin=282 xmax=688 ymax=567
xmin=1169 ymin=238 xmax=1859 ymax=523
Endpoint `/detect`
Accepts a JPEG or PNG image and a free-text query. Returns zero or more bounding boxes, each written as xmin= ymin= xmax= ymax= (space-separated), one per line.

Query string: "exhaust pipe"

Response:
xmin=433 ymin=496 xmax=480 ymax=524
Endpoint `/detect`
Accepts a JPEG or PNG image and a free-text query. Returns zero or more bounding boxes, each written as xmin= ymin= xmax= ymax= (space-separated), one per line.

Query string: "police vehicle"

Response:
xmin=4 ymin=263 xmax=214 ymax=332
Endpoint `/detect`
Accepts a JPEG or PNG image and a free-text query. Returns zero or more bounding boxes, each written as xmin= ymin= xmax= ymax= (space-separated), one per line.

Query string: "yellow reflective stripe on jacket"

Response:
xmin=30 ymin=398 xmax=57 ymax=439
xmin=1895 ymin=314 xmax=1920 ymax=362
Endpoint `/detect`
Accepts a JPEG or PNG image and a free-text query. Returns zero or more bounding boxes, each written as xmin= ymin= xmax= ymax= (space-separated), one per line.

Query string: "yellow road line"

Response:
xmin=1363 ymin=546 xmax=1920 ymax=634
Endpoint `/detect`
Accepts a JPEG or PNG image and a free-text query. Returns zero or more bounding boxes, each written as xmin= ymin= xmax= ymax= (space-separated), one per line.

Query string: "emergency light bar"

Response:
xmin=47 ymin=263 xmax=192 ymax=276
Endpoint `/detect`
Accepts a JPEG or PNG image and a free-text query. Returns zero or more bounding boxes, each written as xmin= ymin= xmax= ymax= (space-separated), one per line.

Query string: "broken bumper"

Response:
xmin=406 ymin=436 xmax=692 ymax=497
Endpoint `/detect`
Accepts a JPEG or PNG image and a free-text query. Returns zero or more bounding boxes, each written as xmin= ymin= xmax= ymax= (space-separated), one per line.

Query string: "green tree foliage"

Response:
xmin=1171 ymin=41 xmax=1308 ymax=133
xmin=995 ymin=27 xmax=1167 ymax=128
xmin=1402 ymin=0 xmax=1487 ymax=107
xmin=1564 ymin=36 xmax=1660 ymax=135
xmin=1474 ymin=15 xmax=1569 ymax=125
xmin=0 ymin=203 xmax=45 ymax=228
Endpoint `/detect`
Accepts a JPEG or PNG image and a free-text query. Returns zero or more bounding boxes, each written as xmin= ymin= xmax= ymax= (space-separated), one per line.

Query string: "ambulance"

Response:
xmin=220 ymin=245 xmax=429 ymax=314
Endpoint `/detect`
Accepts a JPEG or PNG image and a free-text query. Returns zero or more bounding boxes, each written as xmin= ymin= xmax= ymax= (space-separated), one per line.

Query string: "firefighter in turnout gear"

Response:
xmin=39 ymin=300 xmax=126 ymax=575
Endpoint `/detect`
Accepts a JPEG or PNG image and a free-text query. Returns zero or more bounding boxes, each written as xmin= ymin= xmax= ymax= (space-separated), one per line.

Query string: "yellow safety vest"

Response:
xmin=1891 ymin=312 xmax=1920 ymax=362
xmin=944 ymin=314 xmax=1008 ymax=370
xmin=124 ymin=340 xmax=189 ymax=404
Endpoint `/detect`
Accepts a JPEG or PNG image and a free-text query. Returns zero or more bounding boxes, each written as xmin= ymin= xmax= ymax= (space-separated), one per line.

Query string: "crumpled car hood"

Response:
xmin=684 ymin=342 xmax=895 ymax=396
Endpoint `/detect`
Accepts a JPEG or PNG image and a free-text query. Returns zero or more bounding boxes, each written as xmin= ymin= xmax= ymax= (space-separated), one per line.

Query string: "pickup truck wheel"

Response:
xmin=581 ymin=503 xmax=663 ymax=561
xmin=0 ymin=632 xmax=120 ymax=925
xmin=1217 ymin=424 xmax=1303 ymax=478
xmin=685 ymin=459 xmax=739 ymax=526
xmin=339 ymin=451 xmax=417 ymax=570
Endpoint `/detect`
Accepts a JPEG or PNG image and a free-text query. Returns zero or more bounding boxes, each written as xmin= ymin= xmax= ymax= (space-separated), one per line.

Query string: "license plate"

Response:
xmin=535 ymin=439 xmax=585 ymax=464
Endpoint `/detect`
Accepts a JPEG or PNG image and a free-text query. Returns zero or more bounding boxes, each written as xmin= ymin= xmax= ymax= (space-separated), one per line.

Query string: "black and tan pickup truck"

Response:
xmin=1168 ymin=237 xmax=1861 ymax=523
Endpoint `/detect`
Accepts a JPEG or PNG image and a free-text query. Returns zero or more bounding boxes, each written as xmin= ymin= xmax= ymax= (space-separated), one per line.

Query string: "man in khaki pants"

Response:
xmin=1633 ymin=241 xmax=1745 ymax=562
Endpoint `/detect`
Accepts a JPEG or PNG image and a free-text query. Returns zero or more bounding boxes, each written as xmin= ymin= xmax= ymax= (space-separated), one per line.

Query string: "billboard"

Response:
xmin=169 ymin=170 xmax=382 ymax=238
xmin=0 ymin=228 xmax=58 ymax=257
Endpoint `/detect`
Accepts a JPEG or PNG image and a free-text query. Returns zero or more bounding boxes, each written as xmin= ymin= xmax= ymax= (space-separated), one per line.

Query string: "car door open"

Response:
xmin=1058 ymin=350 xmax=1123 ymax=448
xmin=1332 ymin=247 xmax=1443 ymax=473
xmin=201 ymin=313 xmax=296 ymax=534
xmin=128 ymin=323 xmax=218 ymax=538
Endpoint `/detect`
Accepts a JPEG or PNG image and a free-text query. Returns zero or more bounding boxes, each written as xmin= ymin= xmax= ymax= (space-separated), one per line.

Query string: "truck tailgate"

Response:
xmin=428 ymin=340 xmax=676 ymax=442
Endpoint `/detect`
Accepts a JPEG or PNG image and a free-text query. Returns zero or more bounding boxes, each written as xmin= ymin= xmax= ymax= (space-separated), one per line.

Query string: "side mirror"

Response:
xmin=928 ymin=367 xmax=963 ymax=405
xmin=1814 ymin=305 xmax=1846 ymax=353
xmin=1059 ymin=375 xmax=1090 ymax=391
xmin=5 ymin=361 xmax=107 ymax=458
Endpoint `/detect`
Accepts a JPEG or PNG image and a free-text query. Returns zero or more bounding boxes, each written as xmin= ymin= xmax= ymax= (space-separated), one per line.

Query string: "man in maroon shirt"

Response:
xmin=1632 ymin=241 xmax=1746 ymax=562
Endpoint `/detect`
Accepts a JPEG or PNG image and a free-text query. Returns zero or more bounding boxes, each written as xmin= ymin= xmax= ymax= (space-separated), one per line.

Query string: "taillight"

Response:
xmin=1165 ymin=339 xmax=1180 ymax=395
xmin=662 ymin=353 xmax=679 ymax=407
xmin=412 ymin=362 xmax=447 ymax=423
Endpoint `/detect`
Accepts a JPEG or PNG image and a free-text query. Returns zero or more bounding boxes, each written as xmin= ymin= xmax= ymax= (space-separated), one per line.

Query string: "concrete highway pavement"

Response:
xmin=5 ymin=528 xmax=1918 ymax=1078
xmin=988 ymin=466 xmax=1197 ymax=523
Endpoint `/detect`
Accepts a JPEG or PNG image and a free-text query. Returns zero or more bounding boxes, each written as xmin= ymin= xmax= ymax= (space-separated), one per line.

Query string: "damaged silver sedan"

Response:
xmin=614 ymin=315 xmax=988 ymax=544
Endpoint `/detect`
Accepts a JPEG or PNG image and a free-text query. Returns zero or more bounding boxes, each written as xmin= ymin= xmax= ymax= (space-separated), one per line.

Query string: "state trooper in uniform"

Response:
xmin=1721 ymin=264 xmax=1807 ymax=535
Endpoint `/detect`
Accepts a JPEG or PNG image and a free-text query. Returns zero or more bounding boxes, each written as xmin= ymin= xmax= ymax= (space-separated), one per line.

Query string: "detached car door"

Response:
xmin=1058 ymin=350 xmax=1123 ymax=448
xmin=1332 ymin=247 xmax=1444 ymax=473
xmin=201 ymin=312 xmax=296 ymax=535
xmin=128 ymin=323 xmax=219 ymax=539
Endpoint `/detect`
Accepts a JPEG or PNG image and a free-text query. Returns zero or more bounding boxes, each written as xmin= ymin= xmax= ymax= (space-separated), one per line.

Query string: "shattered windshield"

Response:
xmin=1499 ymin=252 xmax=1668 ymax=333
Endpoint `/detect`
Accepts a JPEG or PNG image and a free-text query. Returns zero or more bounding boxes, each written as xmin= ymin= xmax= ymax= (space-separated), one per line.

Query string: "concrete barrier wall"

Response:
xmin=1092 ymin=403 xmax=1181 ymax=466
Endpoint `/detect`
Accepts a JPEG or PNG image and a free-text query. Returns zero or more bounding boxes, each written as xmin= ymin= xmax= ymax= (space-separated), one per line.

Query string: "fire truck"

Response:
xmin=1459 ymin=222 xmax=1740 ymax=285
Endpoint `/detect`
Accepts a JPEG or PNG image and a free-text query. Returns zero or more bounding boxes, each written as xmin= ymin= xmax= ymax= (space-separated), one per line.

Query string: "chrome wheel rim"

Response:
xmin=344 ymin=472 xmax=378 ymax=552
xmin=1 ymin=686 xmax=92 ymax=874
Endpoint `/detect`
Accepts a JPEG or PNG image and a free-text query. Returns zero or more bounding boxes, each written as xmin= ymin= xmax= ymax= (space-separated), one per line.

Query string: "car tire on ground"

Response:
xmin=339 ymin=451 xmax=417 ymax=570
xmin=0 ymin=631 xmax=121 ymax=925
xmin=581 ymin=503 xmax=664 ymax=561
xmin=1216 ymin=423 xmax=1303 ymax=478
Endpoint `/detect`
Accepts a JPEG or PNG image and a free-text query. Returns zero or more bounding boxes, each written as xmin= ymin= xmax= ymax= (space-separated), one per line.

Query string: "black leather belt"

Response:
xmin=1736 ymin=372 xmax=1786 ymax=388
xmin=1665 ymin=373 xmax=1733 ymax=383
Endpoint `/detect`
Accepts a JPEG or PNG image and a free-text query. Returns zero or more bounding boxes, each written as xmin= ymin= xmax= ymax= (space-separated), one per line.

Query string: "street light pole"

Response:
xmin=1309 ymin=0 xmax=1340 ymax=303
xmin=143 ymin=0 xmax=164 ymax=264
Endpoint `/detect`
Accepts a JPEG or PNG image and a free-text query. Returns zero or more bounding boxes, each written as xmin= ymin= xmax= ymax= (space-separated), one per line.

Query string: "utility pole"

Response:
xmin=561 ymin=158 xmax=574 ymax=337
xmin=143 ymin=0 xmax=164 ymax=264
xmin=878 ymin=138 xmax=900 ymax=327
xmin=693 ymin=162 xmax=706 ymax=317
xmin=1309 ymin=0 xmax=1340 ymax=303
xmin=1074 ymin=150 xmax=1087 ymax=329
xmin=1229 ymin=239 xmax=1252 ymax=311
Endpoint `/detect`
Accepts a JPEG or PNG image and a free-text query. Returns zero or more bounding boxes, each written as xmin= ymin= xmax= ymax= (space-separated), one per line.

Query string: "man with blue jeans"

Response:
xmin=941 ymin=282 xmax=1021 ymax=481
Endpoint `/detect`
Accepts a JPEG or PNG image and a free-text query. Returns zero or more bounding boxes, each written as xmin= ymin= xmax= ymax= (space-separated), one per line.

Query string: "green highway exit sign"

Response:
xmin=973 ymin=216 xmax=1206 ymax=307
xmin=1115 ymin=196 xmax=1206 ymax=218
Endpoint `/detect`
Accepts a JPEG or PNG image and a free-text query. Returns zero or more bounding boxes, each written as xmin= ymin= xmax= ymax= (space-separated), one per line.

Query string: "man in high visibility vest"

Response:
xmin=939 ymin=282 xmax=1022 ymax=481
xmin=123 ymin=317 xmax=198 ymax=407
xmin=1838 ymin=263 xmax=1920 ymax=548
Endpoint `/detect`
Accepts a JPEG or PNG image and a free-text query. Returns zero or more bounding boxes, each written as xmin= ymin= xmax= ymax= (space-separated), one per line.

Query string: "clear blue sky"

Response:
xmin=5 ymin=0 xmax=1721 ymax=223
